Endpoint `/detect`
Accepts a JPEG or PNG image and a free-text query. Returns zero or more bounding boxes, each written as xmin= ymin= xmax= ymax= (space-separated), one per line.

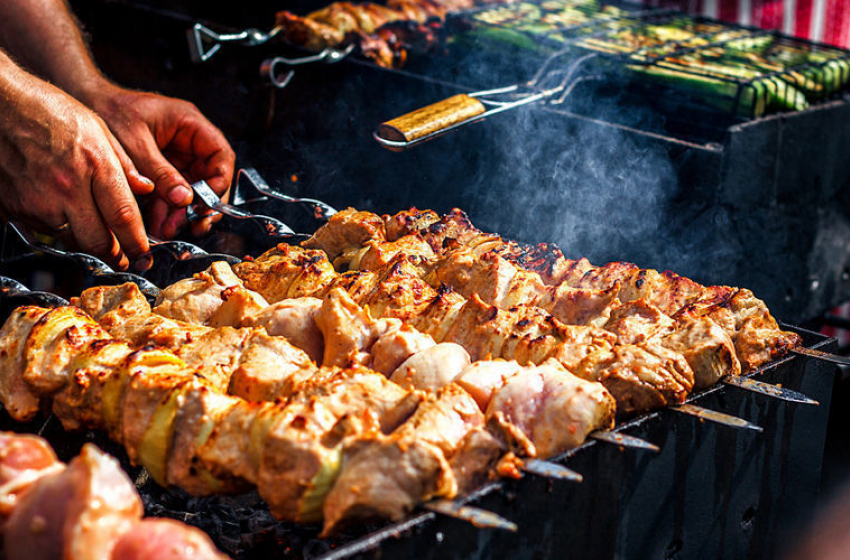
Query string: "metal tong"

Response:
xmin=6 ymin=223 xmax=161 ymax=301
xmin=374 ymin=50 xmax=600 ymax=151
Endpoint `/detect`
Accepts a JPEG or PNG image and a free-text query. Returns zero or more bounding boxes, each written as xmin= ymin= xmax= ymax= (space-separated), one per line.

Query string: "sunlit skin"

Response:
xmin=0 ymin=0 xmax=235 ymax=271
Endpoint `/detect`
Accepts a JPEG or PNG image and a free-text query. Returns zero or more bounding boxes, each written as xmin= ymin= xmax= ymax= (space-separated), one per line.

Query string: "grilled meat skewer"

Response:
xmin=301 ymin=207 xmax=800 ymax=374
xmin=233 ymin=245 xmax=695 ymax=414
xmin=0 ymin=296 xmax=614 ymax=533
xmin=275 ymin=0 xmax=459 ymax=68
xmin=298 ymin=226 xmax=741 ymax=391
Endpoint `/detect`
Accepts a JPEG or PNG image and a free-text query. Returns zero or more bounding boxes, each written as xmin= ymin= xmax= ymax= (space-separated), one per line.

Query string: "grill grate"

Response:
xmin=445 ymin=0 xmax=850 ymax=119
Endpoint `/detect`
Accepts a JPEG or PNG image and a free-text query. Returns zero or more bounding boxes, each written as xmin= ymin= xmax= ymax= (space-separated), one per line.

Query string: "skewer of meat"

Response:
xmin=0 ymin=295 xmax=614 ymax=533
xmin=275 ymin=0 xmax=451 ymax=68
xmin=233 ymin=244 xmax=695 ymax=414
xmin=0 ymin=431 xmax=227 ymax=560
xmin=300 ymin=207 xmax=800 ymax=373
xmin=294 ymin=217 xmax=741 ymax=392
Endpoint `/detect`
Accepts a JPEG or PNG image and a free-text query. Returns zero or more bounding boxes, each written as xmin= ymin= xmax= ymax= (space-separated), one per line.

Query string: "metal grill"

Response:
xmin=0 ymin=174 xmax=840 ymax=558
xmin=446 ymin=0 xmax=850 ymax=119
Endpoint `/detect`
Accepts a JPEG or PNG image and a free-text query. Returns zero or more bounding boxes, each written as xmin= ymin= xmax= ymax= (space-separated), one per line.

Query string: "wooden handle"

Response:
xmin=377 ymin=94 xmax=487 ymax=143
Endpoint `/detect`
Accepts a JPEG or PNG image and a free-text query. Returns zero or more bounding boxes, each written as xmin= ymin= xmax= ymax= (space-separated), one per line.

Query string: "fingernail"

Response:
xmin=168 ymin=186 xmax=191 ymax=205
xmin=134 ymin=253 xmax=153 ymax=272
xmin=139 ymin=175 xmax=155 ymax=188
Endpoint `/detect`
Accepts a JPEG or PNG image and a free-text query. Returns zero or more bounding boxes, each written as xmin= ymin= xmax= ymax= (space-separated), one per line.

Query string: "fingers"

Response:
xmin=64 ymin=205 xmax=128 ymax=271
xmin=100 ymin=121 xmax=155 ymax=196
xmin=121 ymin=127 xmax=194 ymax=208
xmin=194 ymin=137 xmax=236 ymax=202
xmin=89 ymin=158 xmax=151 ymax=270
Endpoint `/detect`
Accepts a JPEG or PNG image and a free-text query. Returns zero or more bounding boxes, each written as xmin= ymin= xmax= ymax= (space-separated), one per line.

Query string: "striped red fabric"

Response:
xmin=636 ymin=0 xmax=850 ymax=48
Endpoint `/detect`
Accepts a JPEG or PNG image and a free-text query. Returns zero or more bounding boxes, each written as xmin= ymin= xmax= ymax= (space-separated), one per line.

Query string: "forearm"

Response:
xmin=0 ymin=0 xmax=107 ymax=103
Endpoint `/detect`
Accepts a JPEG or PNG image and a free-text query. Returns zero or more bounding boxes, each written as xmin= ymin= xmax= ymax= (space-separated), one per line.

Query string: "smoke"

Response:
xmin=448 ymin=62 xmax=738 ymax=284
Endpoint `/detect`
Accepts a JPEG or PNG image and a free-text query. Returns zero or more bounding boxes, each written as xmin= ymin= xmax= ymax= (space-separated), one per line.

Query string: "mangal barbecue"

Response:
xmin=0 ymin=0 xmax=849 ymax=558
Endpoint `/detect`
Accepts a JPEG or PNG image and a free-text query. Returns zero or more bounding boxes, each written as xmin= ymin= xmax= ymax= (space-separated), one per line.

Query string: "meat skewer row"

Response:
xmin=292 ymin=217 xmax=747 ymax=396
xmin=231 ymin=244 xmax=695 ymax=414
xmin=0 ymin=294 xmax=614 ymax=534
xmin=79 ymin=279 xmax=615 ymax=462
xmin=275 ymin=0 xmax=466 ymax=68
xmin=300 ymin=207 xmax=801 ymax=373
xmin=0 ymin=431 xmax=227 ymax=560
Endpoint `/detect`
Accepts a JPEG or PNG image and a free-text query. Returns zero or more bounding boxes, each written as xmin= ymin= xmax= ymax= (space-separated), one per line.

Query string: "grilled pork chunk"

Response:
xmin=0 ymin=433 xmax=229 ymax=560
xmin=257 ymin=365 xmax=423 ymax=522
xmin=321 ymin=383 xmax=481 ymax=534
xmin=389 ymin=342 xmax=471 ymax=391
xmin=488 ymin=360 xmax=616 ymax=457
xmin=73 ymin=283 xmax=209 ymax=349
xmin=243 ymin=297 xmax=324 ymax=362
xmin=153 ymin=261 xmax=267 ymax=326
xmin=234 ymin=244 xmax=337 ymax=301
xmin=371 ymin=322 xmax=436 ymax=375
xmin=0 ymin=306 xmax=51 ymax=420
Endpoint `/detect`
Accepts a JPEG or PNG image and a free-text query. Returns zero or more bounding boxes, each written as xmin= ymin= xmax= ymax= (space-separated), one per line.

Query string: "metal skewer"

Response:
xmin=260 ymin=44 xmax=355 ymax=90
xmin=188 ymin=23 xmax=283 ymax=63
xmin=188 ymin=180 xmax=300 ymax=239
xmin=722 ymin=375 xmax=819 ymax=405
xmin=0 ymin=275 xmax=69 ymax=309
xmin=235 ymin=168 xmax=338 ymax=221
xmin=522 ymin=459 xmax=582 ymax=482
xmin=790 ymin=346 xmax=850 ymax=366
xmin=8 ymin=223 xmax=161 ymax=301
xmin=424 ymin=500 xmax=517 ymax=531
xmin=672 ymin=403 xmax=763 ymax=431
xmin=590 ymin=430 xmax=660 ymax=452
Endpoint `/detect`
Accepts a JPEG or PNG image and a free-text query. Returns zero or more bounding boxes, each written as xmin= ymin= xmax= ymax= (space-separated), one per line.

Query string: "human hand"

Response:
xmin=82 ymin=84 xmax=235 ymax=240
xmin=0 ymin=64 xmax=154 ymax=270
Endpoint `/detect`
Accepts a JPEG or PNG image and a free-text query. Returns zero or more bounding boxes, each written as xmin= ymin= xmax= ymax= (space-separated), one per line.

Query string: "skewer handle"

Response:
xmin=376 ymin=94 xmax=487 ymax=144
